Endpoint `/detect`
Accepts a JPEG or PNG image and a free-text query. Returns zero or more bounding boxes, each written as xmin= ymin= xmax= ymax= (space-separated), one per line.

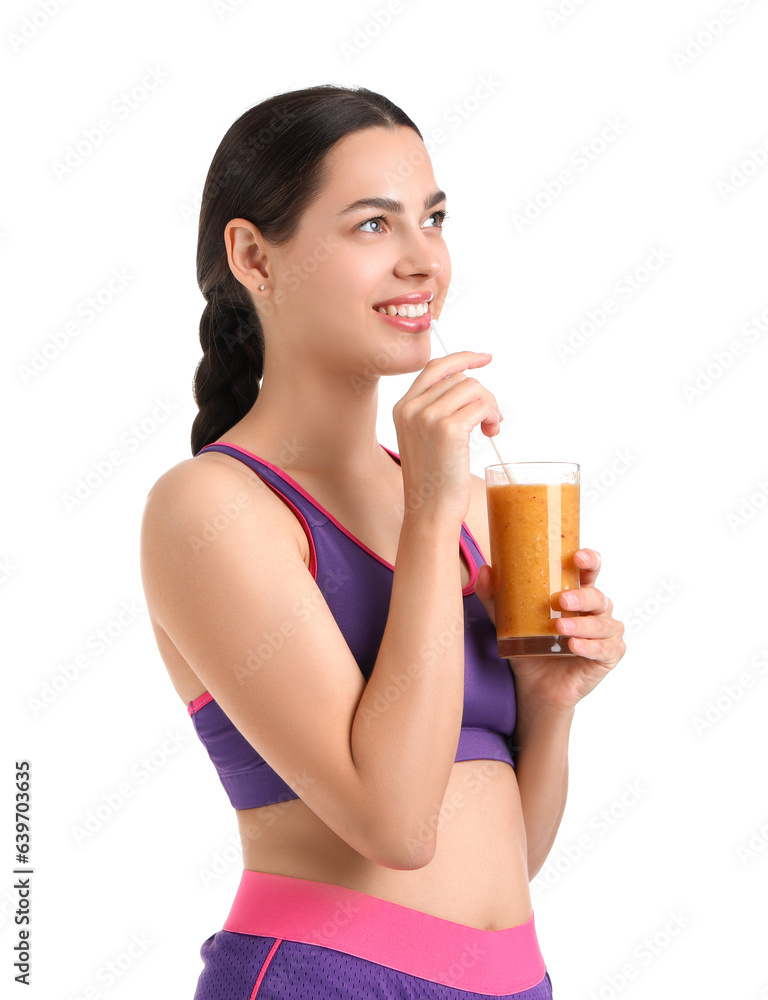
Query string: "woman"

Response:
xmin=140 ymin=84 xmax=625 ymax=999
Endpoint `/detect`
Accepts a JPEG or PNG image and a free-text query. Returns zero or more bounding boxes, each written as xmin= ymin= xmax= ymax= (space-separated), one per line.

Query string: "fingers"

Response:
xmin=423 ymin=375 xmax=503 ymax=428
xmin=555 ymin=579 xmax=626 ymax=666
xmin=556 ymin=608 xmax=617 ymax=639
xmin=558 ymin=584 xmax=611 ymax=615
xmin=412 ymin=351 xmax=494 ymax=393
xmin=562 ymin=633 xmax=626 ymax=664
xmin=574 ymin=548 xmax=601 ymax=587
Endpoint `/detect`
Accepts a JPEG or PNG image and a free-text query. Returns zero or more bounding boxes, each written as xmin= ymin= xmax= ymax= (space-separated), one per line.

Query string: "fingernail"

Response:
xmin=562 ymin=592 xmax=577 ymax=608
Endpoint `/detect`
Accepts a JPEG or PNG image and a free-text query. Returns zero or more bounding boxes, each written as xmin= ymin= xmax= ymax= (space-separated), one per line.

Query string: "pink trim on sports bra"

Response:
xmin=187 ymin=690 xmax=214 ymax=715
xmin=200 ymin=440 xmax=479 ymax=596
xmin=461 ymin=518 xmax=489 ymax=567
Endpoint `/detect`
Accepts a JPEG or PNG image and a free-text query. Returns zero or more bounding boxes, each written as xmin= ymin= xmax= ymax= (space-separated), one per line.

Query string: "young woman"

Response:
xmin=140 ymin=84 xmax=625 ymax=1000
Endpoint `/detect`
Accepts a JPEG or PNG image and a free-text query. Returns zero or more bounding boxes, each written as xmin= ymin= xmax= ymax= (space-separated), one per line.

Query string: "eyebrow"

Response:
xmin=337 ymin=190 xmax=447 ymax=216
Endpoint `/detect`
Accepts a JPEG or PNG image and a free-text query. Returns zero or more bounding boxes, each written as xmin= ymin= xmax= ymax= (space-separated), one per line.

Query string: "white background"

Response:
xmin=4 ymin=0 xmax=767 ymax=997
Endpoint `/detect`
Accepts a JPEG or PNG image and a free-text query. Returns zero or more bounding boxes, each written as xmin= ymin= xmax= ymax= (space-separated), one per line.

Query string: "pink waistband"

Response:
xmin=223 ymin=869 xmax=547 ymax=995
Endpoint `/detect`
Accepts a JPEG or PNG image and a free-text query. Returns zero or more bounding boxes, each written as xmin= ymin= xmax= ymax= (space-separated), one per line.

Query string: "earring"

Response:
xmin=259 ymin=284 xmax=265 ymax=291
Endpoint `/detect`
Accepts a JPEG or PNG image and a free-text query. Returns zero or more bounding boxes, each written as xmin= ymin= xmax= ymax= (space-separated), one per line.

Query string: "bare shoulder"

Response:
xmin=140 ymin=453 xmax=309 ymax=617
xmin=466 ymin=472 xmax=492 ymax=566
xmin=144 ymin=450 xmax=307 ymax=536
xmin=143 ymin=450 xmax=269 ymax=515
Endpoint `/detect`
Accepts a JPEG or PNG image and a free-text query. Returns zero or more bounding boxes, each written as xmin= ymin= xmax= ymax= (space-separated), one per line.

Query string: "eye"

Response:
xmin=357 ymin=210 xmax=449 ymax=233
xmin=358 ymin=215 xmax=387 ymax=233
xmin=425 ymin=209 xmax=449 ymax=228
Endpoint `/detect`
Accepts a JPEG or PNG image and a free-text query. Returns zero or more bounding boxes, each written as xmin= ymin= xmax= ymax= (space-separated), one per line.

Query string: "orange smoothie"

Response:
xmin=486 ymin=481 xmax=580 ymax=657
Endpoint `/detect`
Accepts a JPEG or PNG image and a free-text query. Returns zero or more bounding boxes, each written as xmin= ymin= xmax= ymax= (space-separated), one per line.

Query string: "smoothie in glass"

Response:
xmin=485 ymin=463 xmax=580 ymax=657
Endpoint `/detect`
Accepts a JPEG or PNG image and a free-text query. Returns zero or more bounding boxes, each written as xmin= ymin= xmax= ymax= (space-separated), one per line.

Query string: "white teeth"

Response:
xmin=377 ymin=300 xmax=431 ymax=318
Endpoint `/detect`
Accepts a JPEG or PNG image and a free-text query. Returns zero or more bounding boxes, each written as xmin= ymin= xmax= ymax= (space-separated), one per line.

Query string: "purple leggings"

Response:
xmin=193 ymin=870 xmax=553 ymax=999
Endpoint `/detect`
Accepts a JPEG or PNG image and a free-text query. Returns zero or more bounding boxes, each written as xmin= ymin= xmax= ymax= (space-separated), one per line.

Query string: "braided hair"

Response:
xmin=191 ymin=84 xmax=422 ymax=456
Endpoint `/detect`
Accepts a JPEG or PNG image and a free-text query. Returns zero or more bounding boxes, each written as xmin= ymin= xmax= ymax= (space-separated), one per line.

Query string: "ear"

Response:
xmin=224 ymin=218 xmax=270 ymax=293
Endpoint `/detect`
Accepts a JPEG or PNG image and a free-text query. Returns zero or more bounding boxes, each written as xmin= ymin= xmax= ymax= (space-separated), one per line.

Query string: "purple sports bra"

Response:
xmin=186 ymin=441 xmax=518 ymax=809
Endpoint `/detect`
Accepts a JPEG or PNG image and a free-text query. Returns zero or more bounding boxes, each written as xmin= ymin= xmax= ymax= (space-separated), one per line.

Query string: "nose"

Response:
xmin=393 ymin=227 xmax=444 ymax=280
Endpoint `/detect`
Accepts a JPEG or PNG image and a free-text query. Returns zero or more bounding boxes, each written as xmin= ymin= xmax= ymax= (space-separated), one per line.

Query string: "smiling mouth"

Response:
xmin=373 ymin=303 xmax=433 ymax=333
xmin=374 ymin=301 xmax=431 ymax=318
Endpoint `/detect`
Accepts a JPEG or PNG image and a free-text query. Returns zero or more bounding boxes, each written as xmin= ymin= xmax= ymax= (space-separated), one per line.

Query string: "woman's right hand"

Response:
xmin=392 ymin=351 xmax=503 ymax=524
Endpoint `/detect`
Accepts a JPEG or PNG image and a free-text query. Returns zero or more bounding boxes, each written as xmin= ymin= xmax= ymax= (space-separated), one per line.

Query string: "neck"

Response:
xmin=234 ymin=357 xmax=388 ymax=478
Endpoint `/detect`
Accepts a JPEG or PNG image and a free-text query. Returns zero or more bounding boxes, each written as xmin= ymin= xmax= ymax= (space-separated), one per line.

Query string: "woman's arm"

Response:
xmin=140 ymin=457 xmax=467 ymax=872
xmin=467 ymin=475 xmax=625 ymax=880
xmin=511 ymin=692 xmax=574 ymax=881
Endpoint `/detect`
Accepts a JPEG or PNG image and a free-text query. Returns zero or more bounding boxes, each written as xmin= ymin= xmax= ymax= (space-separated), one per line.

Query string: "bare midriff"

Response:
xmin=234 ymin=757 xmax=532 ymax=931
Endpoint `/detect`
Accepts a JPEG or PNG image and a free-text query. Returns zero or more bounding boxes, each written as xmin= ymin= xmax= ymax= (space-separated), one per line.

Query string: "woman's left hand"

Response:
xmin=474 ymin=548 xmax=626 ymax=713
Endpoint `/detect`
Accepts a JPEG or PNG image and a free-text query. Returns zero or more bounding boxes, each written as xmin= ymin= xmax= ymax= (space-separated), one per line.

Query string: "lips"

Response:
xmin=372 ymin=291 xmax=434 ymax=310
xmin=374 ymin=307 xmax=433 ymax=332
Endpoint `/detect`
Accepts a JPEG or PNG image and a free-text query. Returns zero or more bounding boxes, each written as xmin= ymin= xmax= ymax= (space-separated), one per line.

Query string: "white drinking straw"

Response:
xmin=430 ymin=319 xmax=514 ymax=483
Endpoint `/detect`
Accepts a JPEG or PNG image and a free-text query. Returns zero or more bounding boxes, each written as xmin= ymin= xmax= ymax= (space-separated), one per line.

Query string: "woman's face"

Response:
xmin=258 ymin=125 xmax=451 ymax=378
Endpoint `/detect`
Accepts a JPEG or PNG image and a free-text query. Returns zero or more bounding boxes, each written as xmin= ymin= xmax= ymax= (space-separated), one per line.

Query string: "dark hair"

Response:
xmin=190 ymin=84 xmax=422 ymax=456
